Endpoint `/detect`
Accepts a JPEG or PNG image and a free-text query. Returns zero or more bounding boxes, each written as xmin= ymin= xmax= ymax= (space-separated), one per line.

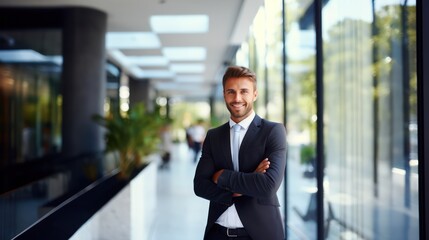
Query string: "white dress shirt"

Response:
xmin=215 ymin=110 xmax=256 ymax=228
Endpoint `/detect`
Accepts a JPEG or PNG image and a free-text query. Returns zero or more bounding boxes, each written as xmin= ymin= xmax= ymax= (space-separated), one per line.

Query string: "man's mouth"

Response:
xmin=231 ymin=103 xmax=244 ymax=110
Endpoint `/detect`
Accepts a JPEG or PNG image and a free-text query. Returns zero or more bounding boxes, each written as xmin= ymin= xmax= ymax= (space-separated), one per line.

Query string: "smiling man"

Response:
xmin=194 ymin=66 xmax=287 ymax=240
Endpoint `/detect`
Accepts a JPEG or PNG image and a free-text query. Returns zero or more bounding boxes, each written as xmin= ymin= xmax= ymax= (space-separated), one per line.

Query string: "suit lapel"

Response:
xmin=239 ymin=115 xmax=262 ymax=169
xmin=220 ymin=123 xmax=234 ymax=170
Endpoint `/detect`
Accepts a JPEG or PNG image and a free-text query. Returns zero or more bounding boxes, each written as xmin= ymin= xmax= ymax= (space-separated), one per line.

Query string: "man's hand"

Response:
xmin=212 ymin=169 xmax=224 ymax=184
xmin=212 ymin=170 xmax=242 ymax=197
xmin=254 ymin=158 xmax=270 ymax=173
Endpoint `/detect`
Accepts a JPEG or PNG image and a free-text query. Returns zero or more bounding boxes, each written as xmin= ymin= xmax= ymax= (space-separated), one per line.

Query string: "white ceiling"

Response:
xmin=0 ymin=0 xmax=264 ymax=100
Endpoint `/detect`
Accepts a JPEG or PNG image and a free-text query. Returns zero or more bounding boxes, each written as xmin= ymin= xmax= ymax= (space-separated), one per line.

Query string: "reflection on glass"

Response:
xmin=0 ymin=42 xmax=62 ymax=165
xmin=284 ymin=1 xmax=318 ymax=239
xmin=322 ymin=0 xmax=418 ymax=239
xmin=0 ymin=29 xmax=63 ymax=239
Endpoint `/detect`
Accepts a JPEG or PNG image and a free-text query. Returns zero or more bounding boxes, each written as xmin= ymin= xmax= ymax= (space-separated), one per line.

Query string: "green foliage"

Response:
xmin=300 ymin=144 xmax=315 ymax=165
xmin=93 ymin=103 xmax=167 ymax=178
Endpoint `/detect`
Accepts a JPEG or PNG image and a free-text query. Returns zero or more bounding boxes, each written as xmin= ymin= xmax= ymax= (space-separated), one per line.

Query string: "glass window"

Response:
xmin=322 ymin=0 xmax=418 ymax=239
xmin=0 ymin=30 xmax=62 ymax=166
xmin=0 ymin=29 xmax=63 ymax=239
xmin=283 ymin=0 xmax=318 ymax=239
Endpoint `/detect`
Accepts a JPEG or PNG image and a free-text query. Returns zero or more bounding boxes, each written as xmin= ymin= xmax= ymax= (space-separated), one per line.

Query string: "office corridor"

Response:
xmin=149 ymin=142 xmax=208 ymax=240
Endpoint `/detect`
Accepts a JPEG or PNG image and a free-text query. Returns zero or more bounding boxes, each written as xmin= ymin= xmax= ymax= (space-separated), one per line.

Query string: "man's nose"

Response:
xmin=234 ymin=93 xmax=242 ymax=101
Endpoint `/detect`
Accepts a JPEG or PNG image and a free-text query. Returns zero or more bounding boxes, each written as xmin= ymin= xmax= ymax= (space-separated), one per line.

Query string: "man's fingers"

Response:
xmin=255 ymin=158 xmax=270 ymax=173
xmin=212 ymin=169 xmax=224 ymax=183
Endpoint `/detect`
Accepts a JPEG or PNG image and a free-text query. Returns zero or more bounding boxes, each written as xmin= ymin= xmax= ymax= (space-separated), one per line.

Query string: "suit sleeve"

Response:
xmin=193 ymin=130 xmax=233 ymax=206
xmin=217 ymin=123 xmax=287 ymax=198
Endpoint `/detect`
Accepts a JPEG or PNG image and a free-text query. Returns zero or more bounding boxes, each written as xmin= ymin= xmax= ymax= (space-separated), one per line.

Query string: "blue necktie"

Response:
xmin=232 ymin=124 xmax=241 ymax=171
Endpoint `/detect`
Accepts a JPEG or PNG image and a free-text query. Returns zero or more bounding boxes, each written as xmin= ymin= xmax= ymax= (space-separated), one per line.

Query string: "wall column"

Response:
xmin=129 ymin=78 xmax=154 ymax=111
xmin=62 ymin=7 xmax=107 ymax=158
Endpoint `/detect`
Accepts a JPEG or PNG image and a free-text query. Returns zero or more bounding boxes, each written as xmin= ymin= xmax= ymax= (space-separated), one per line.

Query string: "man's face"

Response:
xmin=223 ymin=77 xmax=258 ymax=123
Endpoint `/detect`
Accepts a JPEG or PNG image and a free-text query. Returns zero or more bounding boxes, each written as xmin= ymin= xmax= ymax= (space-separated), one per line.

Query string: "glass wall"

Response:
xmin=322 ymin=0 xmax=418 ymax=239
xmin=229 ymin=0 xmax=419 ymax=239
xmin=0 ymin=30 xmax=63 ymax=166
xmin=283 ymin=0 xmax=318 ymax=239
xmin=0 ymin=29 xmax=63 ymax=239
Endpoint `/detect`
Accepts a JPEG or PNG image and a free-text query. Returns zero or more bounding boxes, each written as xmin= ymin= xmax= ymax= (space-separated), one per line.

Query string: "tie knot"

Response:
xmin=233 ymin=124 xmax=241 ymax=132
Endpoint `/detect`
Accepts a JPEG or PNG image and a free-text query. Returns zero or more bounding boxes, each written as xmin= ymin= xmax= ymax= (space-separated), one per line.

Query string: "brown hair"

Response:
xmin=222 ymin=66 xmax=257 ymax=89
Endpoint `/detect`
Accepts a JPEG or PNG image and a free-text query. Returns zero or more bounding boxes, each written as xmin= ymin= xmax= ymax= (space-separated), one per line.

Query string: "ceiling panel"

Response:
xmin=0 ymin=0 xmax=264 ymax=100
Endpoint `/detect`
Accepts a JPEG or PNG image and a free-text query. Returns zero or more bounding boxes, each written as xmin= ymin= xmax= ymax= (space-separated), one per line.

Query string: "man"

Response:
xmin=194 ymin=66 xmax=287 ymax=240
xmin=188 ymin=119 xmax=206 ymax=163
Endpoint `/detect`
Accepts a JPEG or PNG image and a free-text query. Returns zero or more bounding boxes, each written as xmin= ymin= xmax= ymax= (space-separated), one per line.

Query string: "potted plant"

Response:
xmin=93 ymin=103 xmax=166 ymax=179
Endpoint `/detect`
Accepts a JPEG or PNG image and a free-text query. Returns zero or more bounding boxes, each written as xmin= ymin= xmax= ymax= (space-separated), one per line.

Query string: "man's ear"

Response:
xmin=254 ymin=90 xmax=258 ymax=101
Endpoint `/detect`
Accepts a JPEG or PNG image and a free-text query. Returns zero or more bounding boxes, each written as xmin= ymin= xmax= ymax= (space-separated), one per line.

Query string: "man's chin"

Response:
xmin=232 ymin=111 xmax=245 ymax=119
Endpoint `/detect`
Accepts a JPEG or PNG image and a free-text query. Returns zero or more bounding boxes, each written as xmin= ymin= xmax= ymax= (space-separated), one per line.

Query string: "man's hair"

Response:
xmin=222 ymin=66 xmax=257 ymax=89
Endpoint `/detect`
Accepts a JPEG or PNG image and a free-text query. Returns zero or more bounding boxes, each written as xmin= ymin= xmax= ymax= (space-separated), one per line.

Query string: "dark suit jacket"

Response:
xmin=194 ymin=115 xmax=287 ymax=240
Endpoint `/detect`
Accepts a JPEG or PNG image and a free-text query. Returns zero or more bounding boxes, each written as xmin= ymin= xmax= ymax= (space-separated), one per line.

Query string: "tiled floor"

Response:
xmin=148 ymin=143 xmax=208 ymax=240
xmin=147 ymin=142 xmax=299 ymax=240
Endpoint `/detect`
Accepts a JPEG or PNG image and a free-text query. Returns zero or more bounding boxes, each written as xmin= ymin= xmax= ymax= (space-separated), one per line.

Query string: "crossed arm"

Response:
xmin=194 ymin=123 xmax=286 ymax=204
xmin=212 ymin=158 xmax=270 ymax=183
xmin=212 ymin=158 xmax=270 ymax=197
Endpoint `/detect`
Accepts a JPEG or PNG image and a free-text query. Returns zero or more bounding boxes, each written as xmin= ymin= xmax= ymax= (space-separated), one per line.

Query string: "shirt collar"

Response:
xmin=229 ymin=111 xmax=255 ymax=130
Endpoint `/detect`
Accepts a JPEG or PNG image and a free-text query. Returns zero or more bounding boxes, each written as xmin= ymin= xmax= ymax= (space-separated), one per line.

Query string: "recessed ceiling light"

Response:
xmin=108 ymin=50 xmax=129 ymax=66
xmin=0 ymin=50 xmax=62 ymax=66
xmin=129 ymin=66 xmax=175 ymax=79
xmin=175 ymin=75 xmax=204 ymax=82
xmin=46 ymin=55 xmax=63 ymax=65
xmin=0 ymin=49 xmax=46 ymax=63
xmin=106 ymin=32 xmax=161 ymax=49
xmin=154 ymin=82 xmax=209 ymax=90
xmin=150 ymin=15 xmax=209 ymax=33
xmin=170 ymin=63 xmax=205 ymax=73
xmin=163 ymin=47 xmax=206 ymax=61
xmin=126 ymin=56 xmax=169 ymax=66
xmin=142 ymin=70 xmax=175 ymax=78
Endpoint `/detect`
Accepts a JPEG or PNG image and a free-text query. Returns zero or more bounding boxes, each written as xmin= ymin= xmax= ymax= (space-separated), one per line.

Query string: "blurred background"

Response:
xmin=0 ymin=0 xmax=427 ymax=239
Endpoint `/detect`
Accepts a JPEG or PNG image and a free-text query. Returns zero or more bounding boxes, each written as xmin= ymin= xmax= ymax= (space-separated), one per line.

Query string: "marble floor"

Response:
xmin=148 ymin=143 xmax=208 ymax=240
